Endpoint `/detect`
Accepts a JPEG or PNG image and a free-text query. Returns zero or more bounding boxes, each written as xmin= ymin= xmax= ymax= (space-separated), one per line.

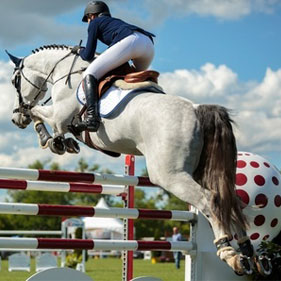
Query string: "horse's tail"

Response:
xmin=193 ymin=104 xmax=247 ymax=235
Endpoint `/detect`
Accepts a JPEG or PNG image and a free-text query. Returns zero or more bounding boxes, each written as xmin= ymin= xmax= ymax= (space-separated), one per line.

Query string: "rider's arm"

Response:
xmin=79 ymin=20 xmax=99 ymax=62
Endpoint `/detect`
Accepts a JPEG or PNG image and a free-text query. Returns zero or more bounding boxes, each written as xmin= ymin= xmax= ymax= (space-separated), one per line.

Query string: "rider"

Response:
xmin=73 ymin=1 xmax=155 ymax=133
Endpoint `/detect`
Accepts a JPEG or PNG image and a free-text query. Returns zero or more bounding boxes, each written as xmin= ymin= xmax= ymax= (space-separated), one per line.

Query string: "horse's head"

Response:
xmin=6 ymin=50 xmax=48 ymax=129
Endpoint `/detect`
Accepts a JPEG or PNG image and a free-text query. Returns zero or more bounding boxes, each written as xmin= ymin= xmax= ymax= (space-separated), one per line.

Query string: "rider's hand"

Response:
xmin=71 ymin=45 xmax=81 ymax=55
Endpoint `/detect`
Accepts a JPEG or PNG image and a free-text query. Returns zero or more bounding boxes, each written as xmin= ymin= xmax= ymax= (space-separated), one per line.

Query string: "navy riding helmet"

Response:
xmin=82 ymin=1 xmax=111 ymax=22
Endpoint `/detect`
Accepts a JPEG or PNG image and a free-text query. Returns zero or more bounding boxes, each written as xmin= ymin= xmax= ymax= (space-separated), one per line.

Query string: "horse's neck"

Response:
xmin=25 ymin=50 xmax=87 ymax=84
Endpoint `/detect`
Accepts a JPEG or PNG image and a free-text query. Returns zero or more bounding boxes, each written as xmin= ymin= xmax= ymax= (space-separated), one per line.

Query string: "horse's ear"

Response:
xmin=5 ymin=50 xmax=22 ymax=67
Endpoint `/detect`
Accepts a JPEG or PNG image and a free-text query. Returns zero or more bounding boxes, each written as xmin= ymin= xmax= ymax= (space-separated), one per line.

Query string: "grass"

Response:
xmin=0 ymin=257 xmax=185 ymax=281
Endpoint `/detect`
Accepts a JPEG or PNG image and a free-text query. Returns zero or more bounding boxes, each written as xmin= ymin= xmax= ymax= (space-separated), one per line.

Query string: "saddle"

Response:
xmin=97 ymin=63 xmax=159 ymax=97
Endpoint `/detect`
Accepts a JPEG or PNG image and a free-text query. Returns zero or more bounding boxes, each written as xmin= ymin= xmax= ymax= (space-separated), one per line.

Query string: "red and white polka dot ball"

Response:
xmin=231 ymin=152 xmax=281 ymax=250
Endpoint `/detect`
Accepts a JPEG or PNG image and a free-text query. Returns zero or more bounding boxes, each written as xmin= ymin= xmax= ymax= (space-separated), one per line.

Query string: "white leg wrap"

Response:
xmin=217 ymin=246 xmax=244 ymax=275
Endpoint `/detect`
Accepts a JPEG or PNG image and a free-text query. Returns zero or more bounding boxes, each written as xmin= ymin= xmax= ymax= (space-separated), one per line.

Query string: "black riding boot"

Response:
xmin=75 ymin=75 xmax=100 ymax=133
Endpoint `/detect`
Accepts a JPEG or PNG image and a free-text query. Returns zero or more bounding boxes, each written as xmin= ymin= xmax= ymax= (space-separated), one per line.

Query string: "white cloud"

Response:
xmin=0 ymin=61 xmax=15 ymax=123
xmin=234 ymin=111 xmax=281 ymax=153
xmin=238 ymin=68 xmax=281 ymax=115
xmin=159 ymin=63 xmax=238 ymax=103
xmin=140 ymin=0 xmax=281 ymax=26
xmin=159 ymin=63 xmax=281 ymax=157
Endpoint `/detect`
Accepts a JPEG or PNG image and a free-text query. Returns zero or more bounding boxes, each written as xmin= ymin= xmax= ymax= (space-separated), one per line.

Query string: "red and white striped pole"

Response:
xmin=0 ymin=237 xmax=195 ymax=252
xmin=0 ymin=167 xmax=155 ymax=186
xmin=0 ymin=178 xmax=125 ymax=195
xmin=0 ymin=202 xmax=195 ymax=221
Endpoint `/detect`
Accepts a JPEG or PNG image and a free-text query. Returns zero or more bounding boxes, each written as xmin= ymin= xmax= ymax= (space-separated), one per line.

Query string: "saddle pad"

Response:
xmin=76 ymin=82 xmax=164 ymax=118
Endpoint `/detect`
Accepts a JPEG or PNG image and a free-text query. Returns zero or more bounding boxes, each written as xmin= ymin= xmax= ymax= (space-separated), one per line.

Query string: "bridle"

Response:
xmin=13 ymin=59 xmax=47 ymax=114
xmin=13 ymin=51 xmax=73 ymax=115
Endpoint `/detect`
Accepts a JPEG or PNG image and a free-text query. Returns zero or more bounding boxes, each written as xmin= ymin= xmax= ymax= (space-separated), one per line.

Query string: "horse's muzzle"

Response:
xmin=12 ymin=113 xmax=32 ymax=129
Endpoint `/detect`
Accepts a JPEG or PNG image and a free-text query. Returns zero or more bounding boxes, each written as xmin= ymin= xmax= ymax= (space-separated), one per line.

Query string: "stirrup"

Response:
xmin=86 ymin=118 xmax=100 ymax=132
xmin=74 ymin=117 xmax=100 ymax=133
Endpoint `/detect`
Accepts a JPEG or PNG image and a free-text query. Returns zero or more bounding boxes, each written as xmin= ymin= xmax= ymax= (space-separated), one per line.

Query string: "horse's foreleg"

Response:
xmin=32 ymin=119 xmax=66 ymax=155
xmin=31 ymin=105 xmax=80 ymax=155
xmin=31 ymin=105 xmax=55 ymax=128
xmin=31 ymin=106 xmax=62 ymax=154
xmin=34 ymin=121 xmax=52 ymax=149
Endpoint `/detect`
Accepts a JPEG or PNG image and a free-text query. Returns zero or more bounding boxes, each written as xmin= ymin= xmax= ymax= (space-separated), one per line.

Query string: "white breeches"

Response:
xmin=83 ymin=32 xmax=155 ymax=79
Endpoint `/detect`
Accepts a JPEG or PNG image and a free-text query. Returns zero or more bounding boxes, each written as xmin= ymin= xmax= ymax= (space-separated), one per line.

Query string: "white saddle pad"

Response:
xmin=76 ymin=81 xmax=164 ymax=118
xmin=77 ymin=82 xmax=138 ymax=118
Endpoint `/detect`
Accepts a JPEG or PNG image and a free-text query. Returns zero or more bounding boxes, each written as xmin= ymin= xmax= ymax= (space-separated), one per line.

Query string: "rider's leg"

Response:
xmin=76 ymin=32 xmax=154 ymax=133
xmin=75 ymin=74 xmax=100 ymax=132
xmin=130 ymin=33 xmax=154 ymax=71
xmin=84 ymin=32 xmax=154 ymax=80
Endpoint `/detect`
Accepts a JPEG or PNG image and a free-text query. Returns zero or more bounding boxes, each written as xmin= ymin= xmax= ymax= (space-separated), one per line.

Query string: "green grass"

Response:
xmin=0 ymin=257 xmax=185 ymax=281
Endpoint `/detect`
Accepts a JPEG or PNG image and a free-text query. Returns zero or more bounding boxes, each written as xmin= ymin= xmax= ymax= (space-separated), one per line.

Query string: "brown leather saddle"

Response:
xmin=81 ymin=63 xmax=160 ymax=158
xmin=97 ymin=63 xmax=159 ymax=97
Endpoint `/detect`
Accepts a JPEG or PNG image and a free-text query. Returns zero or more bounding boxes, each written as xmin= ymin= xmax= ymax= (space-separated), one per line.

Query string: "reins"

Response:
xmin=41 ymin=68 xmax=86 ymax=106
xmin=31 ymin=51 xmax=73 ymax=106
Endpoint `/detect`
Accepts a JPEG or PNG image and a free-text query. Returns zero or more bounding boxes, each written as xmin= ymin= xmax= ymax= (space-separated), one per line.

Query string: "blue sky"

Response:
xmin=1 ymin=0 xmax=281 ymax=199
xmin=156 ymin=13 xmax=281 ymax=81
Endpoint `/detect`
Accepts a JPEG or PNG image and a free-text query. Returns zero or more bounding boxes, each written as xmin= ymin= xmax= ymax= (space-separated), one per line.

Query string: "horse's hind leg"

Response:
xmin=153 ymin=172 xmax=211 ymax=218
xmin=151 ymin=172 xmax=246 ymax=275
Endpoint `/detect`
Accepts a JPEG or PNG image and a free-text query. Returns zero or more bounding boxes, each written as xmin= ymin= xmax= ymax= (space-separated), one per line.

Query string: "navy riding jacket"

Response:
xmin=79 ymin=16 xmax=155 ymax=62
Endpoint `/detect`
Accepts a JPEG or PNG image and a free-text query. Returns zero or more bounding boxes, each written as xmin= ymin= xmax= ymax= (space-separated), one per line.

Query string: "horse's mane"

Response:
xmin=31 ymin=44 xmax=71 ymax=54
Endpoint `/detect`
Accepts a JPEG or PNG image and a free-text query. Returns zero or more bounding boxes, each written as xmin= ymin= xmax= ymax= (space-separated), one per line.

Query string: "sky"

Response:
xmin=1 ymin=0 xmax=281 ymax=200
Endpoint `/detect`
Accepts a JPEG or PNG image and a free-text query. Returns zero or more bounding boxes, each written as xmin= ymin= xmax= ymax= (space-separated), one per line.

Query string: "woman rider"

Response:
xmin=73 ymin=1 xmax=155 ymax=133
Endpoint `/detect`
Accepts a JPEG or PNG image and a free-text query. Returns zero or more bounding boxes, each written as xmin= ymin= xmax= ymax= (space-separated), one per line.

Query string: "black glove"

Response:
xmin=71 ymin=45 xmax=81 ymax=55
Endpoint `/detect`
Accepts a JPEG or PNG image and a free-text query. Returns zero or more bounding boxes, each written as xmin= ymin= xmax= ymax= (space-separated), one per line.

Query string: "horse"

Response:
xmin=6 ymin=45 xmax=271 ymax=276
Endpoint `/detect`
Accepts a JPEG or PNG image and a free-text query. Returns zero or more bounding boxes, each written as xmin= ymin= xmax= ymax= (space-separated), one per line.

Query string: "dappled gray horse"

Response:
xmin=7 ymin=45 xmax=271 ymax=276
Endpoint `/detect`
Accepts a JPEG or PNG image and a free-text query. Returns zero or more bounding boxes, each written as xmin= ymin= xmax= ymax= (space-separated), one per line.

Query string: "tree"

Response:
xmin=75 ymin=158 xmax=89 ymax=172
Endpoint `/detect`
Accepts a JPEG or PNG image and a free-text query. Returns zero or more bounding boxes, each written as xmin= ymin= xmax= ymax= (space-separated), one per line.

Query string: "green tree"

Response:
xmin=75 ymin=158 xmax=89 ymax=172
xmin=49 ymin=162 xmax=61 ymax=171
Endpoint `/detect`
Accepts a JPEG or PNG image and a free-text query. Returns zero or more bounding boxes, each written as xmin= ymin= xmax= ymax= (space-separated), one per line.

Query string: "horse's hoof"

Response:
xmin=48 ymin=137 xmax=66 ymax=155
xmin=239 ymin=255 xmax=255 ymax=275
xmin=234 ymin=270 xmax=244 ymax=276
xmin=64 ymin=138 xmax=80 ymax=154
xmin=255 ymin=254 xmax=272 ymax=276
